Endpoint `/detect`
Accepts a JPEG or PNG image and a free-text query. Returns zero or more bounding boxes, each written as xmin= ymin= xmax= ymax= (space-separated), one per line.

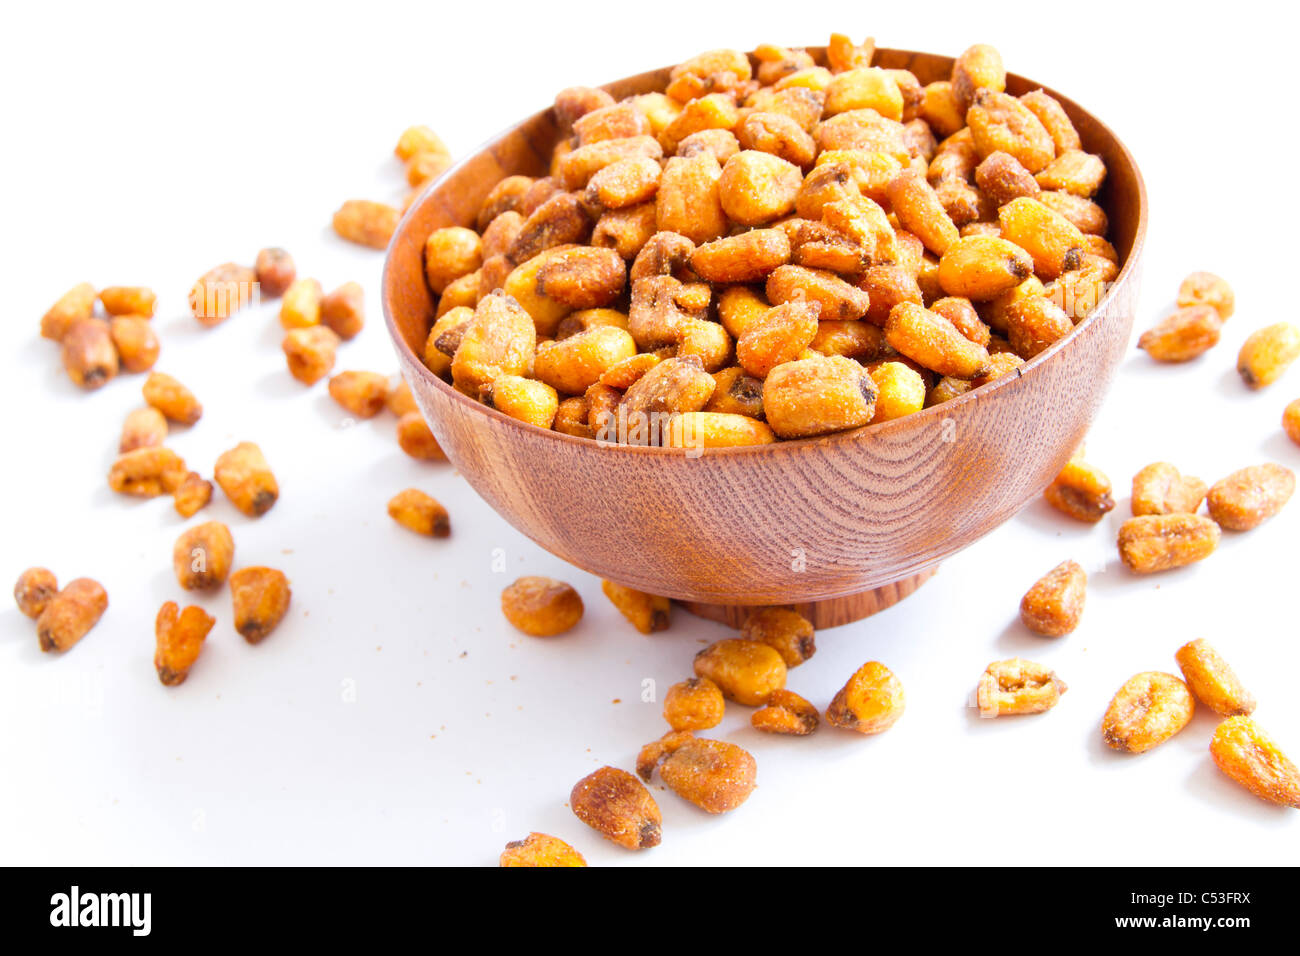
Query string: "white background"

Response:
xmin=1 ymin=0 xmax=1296 ymax=866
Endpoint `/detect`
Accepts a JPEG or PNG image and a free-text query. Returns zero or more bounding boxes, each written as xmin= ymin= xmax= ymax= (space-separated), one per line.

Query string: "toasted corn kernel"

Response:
xmin=766 ymin=264 xmax=870 ymax=321
xmin=501 ymin=576 xmax=583 ymax=637
xmin=36 ymin=578 xmax=107 ymax=653
xmin=153 ymin=601 xmax=214 ymax=686
xmin=553 ymin=396 xmax=592 ymax=437
xmin=534 ymin=326 xmax=637 ymax=395
xmin=1103 ymin=672 xmax=1194 ymax=753
xmin=741 ymin=607 xmax=815 ymax=667
xmin=1175 ymin=639 xmax=1254 ymax=717
xmin=824 ymin=67 xmax=903 ymax=120
xmin=450 ymin=292 xmax=537 ymax=395
xmin=173 ymin=521 xmax=234 ymax=591
xmin=1118 ymin=514 xmax=1220 ymax=573
xmin=998 ymin=197 xmax=1085 ymax=280
xmin=1205 ymin=464 xmax=1295 ymax=531
xmin=283 ymin=326 xmax=339 ymax=385
xmin=667 ymin=49 xmax=751 ymax=101
xmin=108 ymin=446 xmax=187 ymax=498
xmin=1044 ymin=458 xmax=1114 ymax=523
xmin=397 ymin=412 xmax=447 ymax=462
xmin=601 ymin=580 xmax=670 ymax=634
xmin=736 ymin=300 xmax=820 ymax=378
xmin=214 ymin=442 xmax=278 ymax=517
xmin=763 ymin=353 xmax=876 ymax=438
xmin=142 ymin=371 xmax=201 ymax=425
xmin=716 ymin=151 xmax=802 ymax=227
xmin=886 ymin=302 xmax=991 ymax=379
xmin=619 ymin=355 xmax=715 ymax=421
xmin=41 ymin=282 xmax=96 ymax=341
xmin=1039 ymin=190 xmax=1108 ymax=235
xmin=599 ymin=352 xmax=660 ymax=391
xmin=663 ymin=411 xmax=775 ymax=449
xmin=499 ymin=833 xmax=587 ymax=867
xmin=190 ymin=263 xmax=257 ymax=327
xmin=1035 ymin=150 xmax=1106 ymax=197
xmin=937 ymin=235 xmax=1034 ymax=301
xmin=254 ymin=247 xmax=296 ymax=298
xmin=866 ymin=360 xmax=926 ymax=422
xmin=752 ymin=689 xmax=820 ymax=735
xmin=1210 ymin=717 xmax=1300 ymax=809
xmin=1019 ymin=560 xmax=1086 ymax=637
xmin=1176 ymin=271 xmax=1234 ymax=320
xmin=1018 ymin=89 xmax=1080 ymax=154
xmin=107 ymin=317 xmax=159 ymax=374
xmin=974 ymin=151 xmax=1039 ymax=206
xmin=639 ymin=733 xmax=757 ymax=814
xmin=886 ymin=169 xmax=959 ymax=255
xmin=118 ymin=406 xmax=167 ymax=454
xmin=1137 ymin=306 xmax=1222 ymax=362
xmin=332 ymin=199 xmax=398 ymax=249
xmin=328 ymin=371 xmax=389 ymax=418
xmin=14 ymin=567 xmax=58 ymax=619
xmin=1238 ymin=322 xmax=1300 ymax=388
xmin=553 ymin=87 xmax=615 ymax=129
xmin=321 ymin=282 xmax=365 ymax=340
xmin=811 ymin=320 xmax=886 ymax=362
xmin=279 ymin=278 xmax=322 ymax=329
xmin=387 ymin=488 xmax=450 ymax=539
xmin=94 ymin=287 xmax=154 ymax=320
xmin=663 ymin=678 xmax=725 ymax=732
xmin=424 ymin=306 xmax=475 ymax=377
xmin=920 ymin=81 xmax=965 ymax=138
xmin=60 ymin=318 xmax=118 ymax=389
xmin=968 ymin=90 xmax=1054 ymax=173
xmin=1285 ymin=399 xmax=1300 ymax=446
xmin=1005 ymin=293 xmax=1073 ymax=358
xmin=570 ymin=766 xmax=661 ymax=850
xmin=172 ymin=471 xmax=213 ymax=518
xmin=386 ymin=379 xmax=417 ymax=417
xmin=481 ymin=374 xmax=558 ymax=429
xmin=860 ymin=264 xmax=923 ymax=325
xmin=690 ymin=229 xmax=791 ymax=284
xmin=694 ymin=638 xmax=786 ymax=706
xmin=227 ymin=567 xmax=291 ymax=645
xmin=435 ymin=269 xmax=481 ymax=317
xmin=826 ymin=661 xmax=905 ymax=734
xmin=951 ymin=43 xmax=1005 ymax=111
xmin=977 ymin=658 xmax=1067 ymax=717
xmin=1131 ymin=462 xmax=1208 ymax=516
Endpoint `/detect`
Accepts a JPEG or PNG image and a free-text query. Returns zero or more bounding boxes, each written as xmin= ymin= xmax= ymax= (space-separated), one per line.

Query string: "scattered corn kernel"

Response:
xmin=173 ymin=521 xmax=234 ymax=591
xmin=752 ymin=689 xmax=820 ymax=735
xmin=977 ymin=658 xmax=1067 ymax=717
xmin=1102 ymin=671 xmax=1194 ymax=753
xmin=1205 ymin=463 xmax=1295 ymax=531
xmin=501 ymin=576 xmax=583 ymax=637
xmin=143 ymin=371 xmax=202 ymax=425
xmin=570 ymin=766 xmax=661 ymax=849
xmin=229 ymin=566 xmax=291 ymax=644
xmin=1210 ymin=717 xmax=1300 ymax=809
xmin=499 ymin=832 xmax=587 ymax=867
xmin=35 ymin=578 xmax=107 ymax=653
xmin=1019 ymin=560 xmax=1086 ymax=637
xmin=214 ymin=442 xmax=279 ymax=517
xmin=14 ymin=567 xmax=58 ymax=619
xmin=153 ymin=601 xmax=215 ymax=686
xmin=826 ymin=660 xmax=905 ymax=734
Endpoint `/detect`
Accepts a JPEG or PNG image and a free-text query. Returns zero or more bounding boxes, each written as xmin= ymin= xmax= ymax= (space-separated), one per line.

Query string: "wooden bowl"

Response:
xmin=383 ymin=47 xmax=1147 ymax=628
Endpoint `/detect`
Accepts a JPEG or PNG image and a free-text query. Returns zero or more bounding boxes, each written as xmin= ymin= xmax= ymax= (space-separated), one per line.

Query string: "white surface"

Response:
xmin=1 ymin=0 xmax=1296 ymax=866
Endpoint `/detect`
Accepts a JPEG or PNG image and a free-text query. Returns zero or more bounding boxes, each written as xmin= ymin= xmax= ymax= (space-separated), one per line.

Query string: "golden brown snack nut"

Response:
xmin=332 ymin=199 xmax=399 ymax=249
xmin=639 ymin=733 xmax=758 ymax=814
xmin=1176 ymin=271 xmax=1234 ymax=320
xmin=601 ymin=580 xmax=670 ymax=633
xmin=173 ymin=521 xmax=234 ymax=591
xmin=190 ymin=263 xmax=257 ymax=327
xmin=108 ymin=446 xmax=188 ymax=498
xmin=321 ymin=282 xmax=366 ymax=340
xmin=1238 ymin=323 xmax=1300 ymax=388
xmin=61 ymin=318 xmax=118 ymax=389
xmin=229 ymin=567 xmax=291 ymax=644
xmin=109 ymin=317 xmax=160 ymax=374
xmin=1130 ymin=462 xmax=1208 ymax=516
xmin=1102 ymin=671 xmax=1194 ymax=753
xmin=36 ymin=578 xmax=107 ymax=653
xmin=214 ymin=442 xmax=279 ymax=517
xmin=41 ymin=282 xmax=96 ymax=341
xmin=663 ymin=677 xmax=725 ymax=731
xmin=328 ymin=371 xmax=390 ymax=418
xmin=740 ymin=607 xmax=815 ymax=667
xmin=254 ymin=247 xmax=296 ymax=298
xmin=283 ymin=326 xmax=340 ymax=385
xmin=14 ymin=567 xmax=58 ymax=619
xmin=826 ymin=660 xmax=905 ymax=734
xmin=977 ymin=658 xmax=1067 ymax=717
xmin=693 ymin=638 xmax=786 ymax=706
xmin=1137 ymin=306 xmax=1222 ymax=362
xmin=1175 ymin=639 xmax=1255 ymax=717
xmin=154 ymin=601 xmax=215 ymax=686
xmin=1210 ymin=717 xmax=1300 ymax=809
xmin=501 ymin=576 xmax=584 ymax=637
xmin=280 ymin=278 xmax=322 ymax=329
xmin=499 ymin=833 xmax=587 ymax=867
xmin=1043 ymin=458 xmax=1115 ymax=523
xmin=1019 ymin=560 xmax=1086 ymax=637
xmin=387 ymin=489 xmax=451 ymax=538
xmin=396 ymin=412 xmax=447 ymax=461
xmin=142 ymin=371 xmax=202 ymax=425
xmin=172 ymin=471 xmax=213 ymax=518
xmin=1118 ymin=514 xmax=1220 ymax=573
xmin=1205 ymin=464 xmax=1295 ymax=531
xmin=1285 ymin=399 xmax=1300 ymax=447
xmin=751 ymin=689 xmax=820 ymax=735
xmin=570 ymin=766 xmax=662 ymax=849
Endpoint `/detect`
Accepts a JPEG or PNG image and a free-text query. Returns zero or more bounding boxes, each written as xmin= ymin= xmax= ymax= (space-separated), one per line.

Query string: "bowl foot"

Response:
xmin=679 ymin=566 xmax=938 ymax=630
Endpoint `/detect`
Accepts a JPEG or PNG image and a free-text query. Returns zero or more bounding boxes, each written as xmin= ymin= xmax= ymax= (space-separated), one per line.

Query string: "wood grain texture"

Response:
xmin=383 ymin=47 xmax=1148 ymax=608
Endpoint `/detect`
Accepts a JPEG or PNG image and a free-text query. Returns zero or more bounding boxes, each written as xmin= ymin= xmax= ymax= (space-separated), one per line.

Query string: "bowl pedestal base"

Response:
xmin=679 ymin=566 xmax=938 ymax=630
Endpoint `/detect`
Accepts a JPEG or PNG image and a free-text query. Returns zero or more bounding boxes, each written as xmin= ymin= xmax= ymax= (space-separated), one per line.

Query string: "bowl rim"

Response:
xmin=383 ymin=48 xmax=1148 ymax=460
